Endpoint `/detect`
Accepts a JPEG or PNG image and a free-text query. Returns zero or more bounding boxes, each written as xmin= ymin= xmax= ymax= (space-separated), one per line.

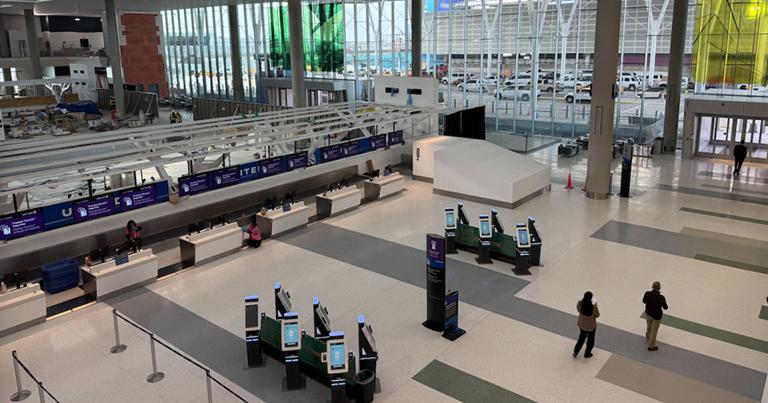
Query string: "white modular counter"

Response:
xmin=0 ymin=283 xmax=46 ymax=337
xmin=81 ymin=249 xmax=158 ymax=300
xmin=316 ymin=187 xmax=362 ymax=218
xmin=256 ymin=202 xmax=311 ymax=238
xmin=179 ymin=222 xmax=243 ymax=268
xmin=363 ymin=173 xmax=405 ymax=200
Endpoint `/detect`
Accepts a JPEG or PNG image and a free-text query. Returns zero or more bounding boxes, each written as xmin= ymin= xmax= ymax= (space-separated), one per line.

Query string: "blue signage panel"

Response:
xmin=42 ymin=201 xmax=74 ymax=230
xmin=0 ymin=210 xmax=44 ymax=240
xmin=260 ymin=156 xmax=284 ymax=177
xmin=319 ymin=144 xmax=343 ymax=163
xmin=211 ymin=167 xmax=241 ymax=189
xmin=342 ymin=140 xmax=362 ymax=157
xmin=285 ymin=152 xmax=309 ymax=171
xmin=179 ymin=173 xmax=211 ymax=196
xmin=239 ymin=161 xmax=261 ymax=182
xmin=121 ymin=184 xmax=157 ymax=211
xmin=153 ymin=180 xmax=170 ymax=202
xmin=444 ymin=291 xmax=459 ymax=331
xmin=426 ymin=233 xmax=446 ymax=269
xmin=388 ymin=130 xmax=404 ymax=146
xmin=370 ymin=134 xmax=387 ymax=150
xmin=74 ymin=193 xmax=121 ymax=222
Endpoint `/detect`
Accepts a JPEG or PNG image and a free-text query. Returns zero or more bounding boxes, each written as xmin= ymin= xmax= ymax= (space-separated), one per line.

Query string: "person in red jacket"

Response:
xmin=124 ymin=220 xmax=143 ymax=252
xmin=246 ymin=215 xmax=262 ymax=248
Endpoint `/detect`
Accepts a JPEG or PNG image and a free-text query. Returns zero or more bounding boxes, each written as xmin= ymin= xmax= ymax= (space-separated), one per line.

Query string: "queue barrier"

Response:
xmin=454 ymin=222 xmax=517 ymax=262
xmin=9 ymin=350 xmax=59 ymax=402
xmin=109 ymin=308 xmax=248 ymax=403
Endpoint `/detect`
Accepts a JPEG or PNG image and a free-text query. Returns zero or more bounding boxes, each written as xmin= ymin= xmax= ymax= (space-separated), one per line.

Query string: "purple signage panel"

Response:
xmin=388 ymin=130 xmax=404 ymax=146
xmin=426 ymin=233 xmax=446 ymax=270
xmin=285 ymin=152 xmax=308 ymax=171
xmin=342 ymin=141 xmax=361 ymax=157
xmin=121 ymin=185 xmax=156 ymax=211
xmin=260 ymin=157 xmax=284 ymax=176
xmin=239 ymin=161 xmax=261 ymax=182
xmin=370 ymin=134 xmax=387 ymax=150
xmin=74 ymin=193 xmax=121 ymax=222
xmin=1 ymin=210 xmax=44 ymax=240
xmin=211 ymin=167 xmax=240 ymax=189
xmin=320 ymin=145 xmax=343 ymax=163
xmin=179 ymin=173 xmax=211 ymax=196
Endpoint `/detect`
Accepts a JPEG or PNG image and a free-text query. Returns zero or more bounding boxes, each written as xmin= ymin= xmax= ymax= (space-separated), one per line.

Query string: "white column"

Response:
xmin=104 ymin=0 xmax=126 ymax=116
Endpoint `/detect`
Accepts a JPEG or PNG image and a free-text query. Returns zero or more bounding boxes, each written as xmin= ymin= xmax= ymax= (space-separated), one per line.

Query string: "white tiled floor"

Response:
xmin=1 ymin=147 xmax=768 ymax=402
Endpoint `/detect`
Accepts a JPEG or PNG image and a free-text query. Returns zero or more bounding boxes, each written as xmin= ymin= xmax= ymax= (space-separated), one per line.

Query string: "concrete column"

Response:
xmin=104 ymin=0 xmax=126 ymax=116
xmin=287 ymin=0 xmax=306 ymax=107
xmin=0 ymin=16 xmax=14 ymax=95
xmin=227 ymin=5 xmax=245 ymax=101
xmin=23 ymin=8 xmax=43 ymax=94
xmin=661 ymin=0 xmax=688 ymax=153
xmin=411 ymin=0 xmax=422 ymax=77
xmin=585 ymin=0 xmax=622 ymax=200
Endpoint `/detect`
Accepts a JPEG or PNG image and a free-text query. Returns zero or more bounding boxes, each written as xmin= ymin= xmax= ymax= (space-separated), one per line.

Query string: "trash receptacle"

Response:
xmin=354 ymin=369 xmax=376 ymax=403
xmin=652 ymin=137 xmax=663 ymax=155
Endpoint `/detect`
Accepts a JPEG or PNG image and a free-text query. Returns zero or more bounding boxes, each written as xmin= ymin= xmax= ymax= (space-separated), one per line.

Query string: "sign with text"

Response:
xmin=0 ymin=210 xmax=44 ymax=240
xmin=285 ymin=152 xmax=308 ymax=171
xmin=74 ymin=193 xmax=120 ymax=222
xmin=388 ymin=130 xmax=404 ymax=146
xmin=211 ymin=167 xmax=241 ymax=189
xmin=260 ymin=156 xmax=284 ymax=177
xmin=121 ymin=184 xmax=157 ymax=210
xmin=319 ymin=144 xmax=343 ymax=163
xmin=370 ymin=134 xmax=387 ymax=150
xmin=239 ymin=161 xmax=261 ymax=182
xmin=179 ymin=173 xmax=211 ymax=196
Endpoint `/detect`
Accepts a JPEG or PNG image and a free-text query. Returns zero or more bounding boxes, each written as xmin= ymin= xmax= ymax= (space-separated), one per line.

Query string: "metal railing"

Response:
xmin=110 ymin=308 xmax=249 ymax=403
xmin=9 ymin=350 xmax=59 ymax=402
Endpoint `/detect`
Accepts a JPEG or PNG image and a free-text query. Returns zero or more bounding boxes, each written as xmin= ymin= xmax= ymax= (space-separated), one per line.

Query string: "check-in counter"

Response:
xmin=81 ymin=249 xmax=158 ymax=300
xmin=364 ymin=173 xmax=405 ymax=200
xmin=316 ymin=187 xmax=362 ymax=218
xmin=256 ymin=202 xmax=311 ymax=238
xmin=0 ymin=283 xmax=46 ymax=337
xmin=179 ymin=222 xmax=243 ymax=268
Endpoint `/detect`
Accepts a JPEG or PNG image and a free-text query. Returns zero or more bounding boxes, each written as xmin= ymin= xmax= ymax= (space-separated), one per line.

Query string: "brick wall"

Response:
xmin=120 ymin=13 xmax=168 ymax=98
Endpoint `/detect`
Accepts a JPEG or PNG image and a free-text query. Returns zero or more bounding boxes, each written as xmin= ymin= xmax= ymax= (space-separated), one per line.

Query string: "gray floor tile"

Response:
xmin=659 ymin=184 xmax=768 ymax=205
xmin=413 ymin=360 xmax=535 ymax=403
xmin=679 ymin=207 xmax=768 ymax=226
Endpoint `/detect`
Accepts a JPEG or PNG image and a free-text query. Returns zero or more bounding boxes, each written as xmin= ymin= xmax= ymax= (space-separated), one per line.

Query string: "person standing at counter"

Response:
xmin=124 ymin=220 xmax=143 ymax=252
xmin=246 ymin=216 xmax=262 ymax=248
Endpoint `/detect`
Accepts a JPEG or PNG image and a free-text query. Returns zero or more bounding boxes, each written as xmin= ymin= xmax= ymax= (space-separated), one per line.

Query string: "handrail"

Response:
xmin=10 ymin=350 xmax=60 ymax=402
xmin=111 ymin=309 xmax=249 ymax=403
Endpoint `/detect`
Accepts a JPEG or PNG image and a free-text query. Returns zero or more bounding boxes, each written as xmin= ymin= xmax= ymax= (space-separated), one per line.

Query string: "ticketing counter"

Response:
xmin=316 ymin=187 xmax=363 ymax=218
xmin=81 ymin=249 xmax=159 ymax=300
xmin=0 ymin=283 xmax=46 ymax=337
xmin=363 ymin=173 xmax=405 ymax=200
xmin=179 ymin=222 xmax=243 ymax=268
xmin=256 ymin=202 xmax=311 ymax=238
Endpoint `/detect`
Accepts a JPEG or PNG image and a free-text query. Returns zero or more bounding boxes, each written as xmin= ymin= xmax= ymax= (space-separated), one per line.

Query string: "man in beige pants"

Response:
xmin=643 ymin=281 xmax=668 ymax=351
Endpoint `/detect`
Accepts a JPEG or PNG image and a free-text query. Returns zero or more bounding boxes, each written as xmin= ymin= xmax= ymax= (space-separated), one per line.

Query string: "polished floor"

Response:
xmin=1 ymin=144 xmax=767 ymax=403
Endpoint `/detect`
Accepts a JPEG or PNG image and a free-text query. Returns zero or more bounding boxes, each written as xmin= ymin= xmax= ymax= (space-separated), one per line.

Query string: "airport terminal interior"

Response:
xmin=0 ymin=0 xmax=767 ymax=402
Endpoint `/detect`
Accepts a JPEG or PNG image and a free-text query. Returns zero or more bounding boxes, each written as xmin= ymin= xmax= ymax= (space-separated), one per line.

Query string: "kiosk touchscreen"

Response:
xmin=322 ymin=331 xmax=348 ymax=375
xmin=281 ymin=312 xmax=301 ymax=352
xmin=245 ymin=295 xmax=260 ymax=332
xmin=361 ymin=323 xmax=377 ymax=354
xmin=515 ymin=223 xmax=530 ymax=249
xmin=314 ymin=297 xmax=332 ymax=338
xmin=478 ymin=215 xmax=492 ymax=239
xmin=491 ymin=209 xmax=504 ymax=233
xmin=274 ymin=282 xmax=292 ymax=319
xmin=444 ymin=208 xmax=457 ymax=230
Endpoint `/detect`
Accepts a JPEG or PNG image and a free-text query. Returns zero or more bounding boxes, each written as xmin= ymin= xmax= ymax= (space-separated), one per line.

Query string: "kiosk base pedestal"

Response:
xmin=445 ymin=234 xmax=457 ymax=254
xmin=513 ymin=250 xmax=532 ymax=275
xmin=422 ymin=320 xmax=443 ymax=332
xmin=246 ymin=337 xmax=263 ymax=367
xmin=442 ymin=327 xmax=466 ymax=341
xmin=475 ymin=243 xmax=492 ymax=264
xmin=283 ymin=356 xmax=305 ymax=390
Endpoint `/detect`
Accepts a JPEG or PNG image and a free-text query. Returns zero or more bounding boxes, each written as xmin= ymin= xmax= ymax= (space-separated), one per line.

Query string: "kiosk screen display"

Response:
xmin=479 ymin=216 xmax=492 ymax=239
xmin=282 ymin=323 xmax=299 ymax=349
xmin=362 ymin=325 xmax=377 ymax=353
xmin=444 ymin=209 xmax=456 ymax=230
xmin=517 ymin=229 xmax=530 ymax=247
xmin=329 ymin=342 xmax=346 ymax=370
xmin=246 ymin=304 xmax=259 ymax=331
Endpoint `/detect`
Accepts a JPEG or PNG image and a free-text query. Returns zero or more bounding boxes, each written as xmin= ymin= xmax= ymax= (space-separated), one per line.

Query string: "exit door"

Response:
xmin=695 ymin=115 xmax=768 ymax=163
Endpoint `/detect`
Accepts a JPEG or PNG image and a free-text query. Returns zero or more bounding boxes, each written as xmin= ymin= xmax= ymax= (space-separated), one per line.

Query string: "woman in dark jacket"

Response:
xmin=573 ymin=291 xmax=600 ymax=358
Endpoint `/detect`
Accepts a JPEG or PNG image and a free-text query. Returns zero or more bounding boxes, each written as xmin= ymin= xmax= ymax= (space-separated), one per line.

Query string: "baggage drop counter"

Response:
xmin=179 ymin=222 xmax=243 ymax=267
xmin=316 ymin=187 xmax=362 ymax=218
xmin=81 ymin=249 xmax=158 ymax=300
xmin=256 ymin=202 xmax=311 ymax=238
xmin=0 ymin=283 xmax=46 ymax=337
xmin=363 ymin=173 xmax=405 ymax=200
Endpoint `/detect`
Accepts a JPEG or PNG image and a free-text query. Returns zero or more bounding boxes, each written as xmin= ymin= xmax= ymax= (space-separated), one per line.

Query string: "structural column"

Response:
xmin=661 ymin=0 xmax=689 ymax=153
xmin=23 ymin=8 xmax=43 ymax=94
xmin=585 ymin=0 xmax=622 ymax=200
xmin=104 ymin=0 xmax=126 ymax=116
xmin=227 ymin=5 xmax=245 ymax=101
xmin=411 ymin=0 xmax=422 ymax=77
xmin=0 ymin=15 xmax=14 ymax=95
xmin=287 ymin=0 xmax=306 ymax=107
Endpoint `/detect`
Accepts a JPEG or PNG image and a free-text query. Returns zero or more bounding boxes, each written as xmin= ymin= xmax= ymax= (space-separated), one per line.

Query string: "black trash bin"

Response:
xmin=354 ymin=369 xmax=376 ymax=403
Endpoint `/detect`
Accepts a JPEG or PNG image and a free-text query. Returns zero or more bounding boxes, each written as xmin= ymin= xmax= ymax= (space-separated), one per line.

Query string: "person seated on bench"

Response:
xmin=246 ymin=216 xmax=262 ymax=248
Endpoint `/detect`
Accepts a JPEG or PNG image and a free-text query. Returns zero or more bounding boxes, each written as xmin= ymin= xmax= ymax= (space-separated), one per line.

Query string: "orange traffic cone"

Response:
xmin=582 ymin=178 xmax=588 ymax=192
xmin=565 ymin=173 xmax=574 ymax=189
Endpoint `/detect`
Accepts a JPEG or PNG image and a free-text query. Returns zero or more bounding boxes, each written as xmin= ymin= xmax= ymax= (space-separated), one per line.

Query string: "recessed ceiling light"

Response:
xmin=74 ymin=18 xmax=81 ymax=21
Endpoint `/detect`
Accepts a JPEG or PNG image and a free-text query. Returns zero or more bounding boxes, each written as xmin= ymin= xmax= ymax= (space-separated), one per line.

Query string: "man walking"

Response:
xmin=643 ymin=281 xmax=668 ymax=351
xmin=733 ymin=140 xmax=747 ymax=176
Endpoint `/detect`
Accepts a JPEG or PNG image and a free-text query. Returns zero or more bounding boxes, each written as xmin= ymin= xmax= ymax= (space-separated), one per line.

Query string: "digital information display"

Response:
xmin=121 ymin=184 xmax=156 ymax=210
xmin=329 ymin=343 xmax=346 ymax=370
xmin=74 ymin=193 xmax=120 ymax=222
xmin=239 ymin=161 xmax=261 ymax=182
xmin=517 ymin=228 xmax=530 ymax=246
xmin=285 ymin=152 xmax=308 ymax=171
xmin=179 ymin=173 xmax=211 ymax=196
xmin=479 ymin=218 xmax=492 ymax=238
xmin=370 ymin=134 xmax=387 ymax=150
xmin=320 ymin=145 xmax=343 ymax=163
xmin=388 ymin=130 xmax=404 ymax=146
xmin=211 ymin=167 xmax=240 ymax=189
xmin=444 ymin=208 xmax=456 ymax=230
xmin=261 ymin=157 xmax=284 ymax=176
xmin=283 ymin=323 xmax=300 ymax=349
xmin=0 ymin=210 xmax=44 ymax=240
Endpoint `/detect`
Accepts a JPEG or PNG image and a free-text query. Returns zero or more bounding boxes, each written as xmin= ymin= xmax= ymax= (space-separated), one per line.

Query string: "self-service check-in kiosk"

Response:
xmin=513 ymin=223 xmax=532 ymax=275
xmin=444 ymin=207 xmax=458 ymax=254
xmin=476 ymin=214 xmax=493 ymax=264
xmin=275 ymin=282 xmax=292 ymax=319
xmin=314 ymin=297 xmax=332 ymax=340
xmin=245 ymin=295 xmax=262 ymax=367
xmin=357 ymin=315 xmax=379 ymax=388
xmin=281 ymin=311 xmax=304 ymax=390
xmin=321 ymin=331 xmax=348 ymax=403
xmin=527 ymin=217 xmax=542 ymax=266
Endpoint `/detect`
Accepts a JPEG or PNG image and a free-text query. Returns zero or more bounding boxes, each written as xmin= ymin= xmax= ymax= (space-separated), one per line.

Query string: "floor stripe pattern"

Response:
xmin=413 ymin=360 xmax=535 ymax=403
xmin=679 ymin=207 xmax=768 ymax=226
xmin=661 ymin=314 xmax=768 ymax=354
xmin=658 ymin=183 xmax=768 ymax=206
xmin=281 ymin=223 xmax=766 ymax=401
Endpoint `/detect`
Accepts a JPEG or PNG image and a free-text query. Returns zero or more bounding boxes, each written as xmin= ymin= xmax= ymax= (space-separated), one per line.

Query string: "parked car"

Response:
xmin=495 ymin=85 xmax=539 ymax=100
xmin=616 ymin=76 xmax=639 ymax=91
xmin=456 ymin=79 xmax=487 ymax=92
xmin=442 ymin=72 xmax=468 ymax=85
xmin=636 ymin=88 xmax=665 ymax=99
xmin=503 ymin=73 xmax=532 ymax=87
xmin=557 ymin=76 xmax=590 ymax=90
xmin=564 ymin=88 xmax=592 ymax=103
